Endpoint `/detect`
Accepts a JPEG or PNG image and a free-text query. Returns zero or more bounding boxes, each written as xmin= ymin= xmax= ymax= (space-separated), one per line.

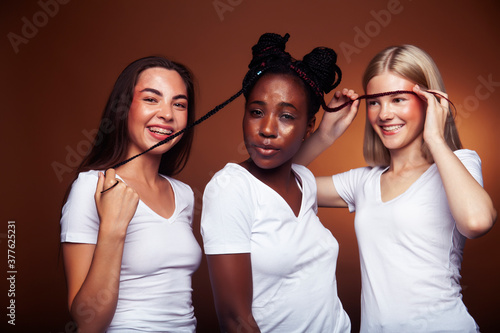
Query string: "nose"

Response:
xmin=157 ymin=104 xmax=173 ymax=121
xmin=259 ymin=114 xmax=278 ymax=138
xmin=378 ymin=103 xmax=394 ymax=121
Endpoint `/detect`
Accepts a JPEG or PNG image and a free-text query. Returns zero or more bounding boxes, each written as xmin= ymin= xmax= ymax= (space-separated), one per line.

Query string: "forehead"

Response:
xmin=250 ymin=73 xmax=308 ymax=98
xmin=367 ymin=71 xmax=414 ymax=94
xmin=135 ymin=67 xmax=186 ymax=91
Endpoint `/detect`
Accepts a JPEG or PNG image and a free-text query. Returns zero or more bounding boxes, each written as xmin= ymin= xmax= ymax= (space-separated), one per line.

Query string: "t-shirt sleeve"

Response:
xmin=454 ymin=149 xmax=483 ymax=186
xmin=201 ymin=169 xmax=255 ymax=255
xmin=60 ymin=171 xmax=100 ymax=244
xmin=332 ymin=167 xmax=371 ymax=213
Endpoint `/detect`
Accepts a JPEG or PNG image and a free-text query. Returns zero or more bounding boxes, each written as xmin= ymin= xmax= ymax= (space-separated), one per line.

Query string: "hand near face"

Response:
xmin=95 ymin=168 xmax=139 ymax=236
xmin=413 ymin=85 xmax=448 ymax=147
xmin=319 ymin=88 xmax=360 ymax=142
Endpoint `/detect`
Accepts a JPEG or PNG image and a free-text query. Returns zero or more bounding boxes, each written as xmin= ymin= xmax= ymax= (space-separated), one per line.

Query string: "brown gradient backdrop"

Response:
xmin=1 ymin=0 xmax=499 ymax=332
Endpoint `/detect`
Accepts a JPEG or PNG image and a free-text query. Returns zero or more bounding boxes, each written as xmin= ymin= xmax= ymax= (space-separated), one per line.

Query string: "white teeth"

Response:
xmin=382 ymin=125 xmax=403 ymax=132
xmin=149 ymin=127 xmax=173 ymax=135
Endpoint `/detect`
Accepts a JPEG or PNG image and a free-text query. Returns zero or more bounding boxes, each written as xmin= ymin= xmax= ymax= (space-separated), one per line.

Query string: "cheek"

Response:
xmin=367 ymin=110 xmax=378 ymax=127
xmin=177 ymin=111 xmax=189 ymax=127
xmin=401 ymin=105 xmax=425 ymax=125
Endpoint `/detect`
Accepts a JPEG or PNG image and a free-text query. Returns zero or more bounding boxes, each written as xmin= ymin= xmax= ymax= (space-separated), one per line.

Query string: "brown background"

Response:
xmin=1 ymin=0 xmax=499 ymax=332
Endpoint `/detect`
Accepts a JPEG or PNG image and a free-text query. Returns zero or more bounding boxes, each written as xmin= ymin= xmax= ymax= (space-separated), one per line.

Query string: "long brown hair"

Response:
xmin=78 ymin=56 xmax=196 ymax=176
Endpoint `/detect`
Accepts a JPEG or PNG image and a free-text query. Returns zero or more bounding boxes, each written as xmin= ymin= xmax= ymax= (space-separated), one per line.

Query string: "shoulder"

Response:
xmin=453 ymin=149 xmax=480 ymax=162
xmin=61 ymin=171 xmax=101 ymax=243
xmin=206 ymin=163 xmax=255 ymax=192
xmin=292 ymin=163 xmax=315 ymax=186
xmin=162 ymin=175 xmax=194 ymax=196
xmin=453 ymin=149 xmax=483 ymax=184
xmin=334 ymin=165 xmax=381 ymax=181
xmin=203 ymin=163 xmax=257 ymax=208
xmin=68 ymin=170 xmax=101 ymax=199
xmin=292 ymin=163 xmax=313 ymax=177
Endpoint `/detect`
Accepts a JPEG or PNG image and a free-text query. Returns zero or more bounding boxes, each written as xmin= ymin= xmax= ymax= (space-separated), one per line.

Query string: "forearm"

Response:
xmin=217 ymin=309 xmax=260 ymax=333
xmin=430 ymin=142 xmax=496 ymax=238
xmin=207 ymin=254 xmax=261 ymax=333
xmin=294 ymin=127 xmax=337 ymax=166
xmin=70 ymin=233 xmax=125 ymax=332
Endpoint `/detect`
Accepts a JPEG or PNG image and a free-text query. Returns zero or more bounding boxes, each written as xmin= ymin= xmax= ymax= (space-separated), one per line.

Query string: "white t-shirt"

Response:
xmin=332 ymin=149 xmax=481 ymax=333
xmin=201 ymin=163 xmax=350 ymax=333
xmin=60 ymin=170 xmax=202 ymax=333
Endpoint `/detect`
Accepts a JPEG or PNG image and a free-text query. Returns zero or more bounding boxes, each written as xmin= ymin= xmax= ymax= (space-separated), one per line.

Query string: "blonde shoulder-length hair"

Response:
xmin=362 ymin=45 xmax=462 ymax=167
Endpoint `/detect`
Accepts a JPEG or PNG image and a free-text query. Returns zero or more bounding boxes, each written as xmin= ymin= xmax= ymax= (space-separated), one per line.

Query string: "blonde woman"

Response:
xmin=296 ymin=45 xmax=496 ymax=332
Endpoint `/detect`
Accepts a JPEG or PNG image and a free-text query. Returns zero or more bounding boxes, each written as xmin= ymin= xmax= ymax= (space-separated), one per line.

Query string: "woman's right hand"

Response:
xmin=95 ymin=168 xmax=139 ymax=236
xmin=294 ymin=88 xmax=359 ymax=166
xmin=319 ymin=88 xmax=360 ymax=143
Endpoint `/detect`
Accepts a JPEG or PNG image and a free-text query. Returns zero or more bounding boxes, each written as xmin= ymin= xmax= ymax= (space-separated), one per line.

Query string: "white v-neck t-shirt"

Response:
xmin=61 ymin=170 xmax=201 ymax=332
xmin=333 ymin=149 xmax=481 ymax=332
xmin=201 ymin=163 xmax=350 ymax=333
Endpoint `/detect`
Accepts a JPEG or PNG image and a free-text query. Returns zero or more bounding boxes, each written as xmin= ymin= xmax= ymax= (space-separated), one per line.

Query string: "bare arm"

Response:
xmin=63 ymin=169 xmax=139 ymax=332
xmin=294 ymin=89 xmax=360 ymax=166
xmin=207 ymin=253 xmax=260 ymax=333
xmin=316 ymin=176 xmax=349 ymax=208
xmin=416 ymin=86 xmax=496 ymax=238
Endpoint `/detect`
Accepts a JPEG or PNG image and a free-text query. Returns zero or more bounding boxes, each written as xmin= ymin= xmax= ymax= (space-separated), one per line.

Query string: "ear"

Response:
xmin=303 ymin=116 xmax=316 ymax=141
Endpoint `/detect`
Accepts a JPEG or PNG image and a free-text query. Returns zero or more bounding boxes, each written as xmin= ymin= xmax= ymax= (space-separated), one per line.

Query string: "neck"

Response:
xmin=242 ymin=159 xmax=296 ymax=190
xmin=388 ymin=145 xmax=430 ymax=175
xmin=115 ymin=152 xmax=162 ymax=186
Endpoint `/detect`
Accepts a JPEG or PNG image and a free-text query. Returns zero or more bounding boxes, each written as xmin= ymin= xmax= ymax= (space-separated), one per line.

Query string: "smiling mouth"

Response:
xmin=148 ymin=127 xmax=173 ymax=135
xmin=381 ymin=124 xmax=403 ymax=132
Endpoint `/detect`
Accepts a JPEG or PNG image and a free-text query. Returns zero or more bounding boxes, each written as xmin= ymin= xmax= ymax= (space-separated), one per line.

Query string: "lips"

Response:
xmin=254 ymin=144 xmax=280 ymax=157
xmin=148 ymin=126 xmax=173 ymax=135
xmin=380 ymin=124 xmax=404 ymax=134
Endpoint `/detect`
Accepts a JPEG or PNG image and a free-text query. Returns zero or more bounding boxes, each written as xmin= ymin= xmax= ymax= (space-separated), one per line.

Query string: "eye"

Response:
xmin=281 ymin=113 xmax=296 ymax=120
xmin=143 ymin=97 xmax=158 ymax=103
xmin=174 ymin=102 xmax=187 ymax=109
xmin=367 ymin=100 xmax=378 ymax=107
xmin=393 ymin=97 xmax=405 ymax=103
xmin=249 ymin=109 xmax=263 ymax=117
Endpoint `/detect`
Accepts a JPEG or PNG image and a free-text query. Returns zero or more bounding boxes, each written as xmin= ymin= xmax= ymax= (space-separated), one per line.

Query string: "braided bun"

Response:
xmin=301 ymin=47 xmax=342 ymax=94
xmin=243 ymin=33 xmax=343 ymax=116
xmin=248 ymin=33 xmax=291 ymax=69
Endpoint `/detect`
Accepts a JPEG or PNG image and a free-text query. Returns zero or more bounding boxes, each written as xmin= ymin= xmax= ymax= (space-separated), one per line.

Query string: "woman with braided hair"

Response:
xmin=200 ymin=33 xmax=350 ymax=332
xmin=295 ymin=45 xmax=496 ymax=332
xmin=60 ymin=56 xmax=202 ymax=332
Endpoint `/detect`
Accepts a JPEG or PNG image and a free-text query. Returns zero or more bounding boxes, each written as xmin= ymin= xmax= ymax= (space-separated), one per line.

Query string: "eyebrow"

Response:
xmin=249 ymin=100 xmax=298 ymax=110
xmin=172 ymin=94 xmax=188 ymax=101
xmin=139 ymin=88 xmax=163 ymax=97
xmin=139 ymin=89 xmax=188 ymax=101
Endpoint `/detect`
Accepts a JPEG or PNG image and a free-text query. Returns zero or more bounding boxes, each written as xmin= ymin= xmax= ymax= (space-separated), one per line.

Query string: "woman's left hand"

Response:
xmin=413 ymin=85 xmax=448 ymax=146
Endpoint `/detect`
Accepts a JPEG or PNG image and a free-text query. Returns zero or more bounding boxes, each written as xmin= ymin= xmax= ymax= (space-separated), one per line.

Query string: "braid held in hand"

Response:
xmin=324 ymin=89 xmax=457 ymax=117
xmin=112 ymin=33 xmax=345 ymax=169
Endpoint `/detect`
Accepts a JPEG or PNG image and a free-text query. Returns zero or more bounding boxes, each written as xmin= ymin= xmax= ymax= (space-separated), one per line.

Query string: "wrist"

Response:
xmin=316 ymin=126 xmax=338 ymax=145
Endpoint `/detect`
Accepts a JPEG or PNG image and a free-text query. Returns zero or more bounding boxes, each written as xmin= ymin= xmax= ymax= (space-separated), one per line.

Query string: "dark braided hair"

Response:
xmin=242 ymin=33 xmax=342 ymax=119
xmin=105 ymin=33 xmax=343 ymax=169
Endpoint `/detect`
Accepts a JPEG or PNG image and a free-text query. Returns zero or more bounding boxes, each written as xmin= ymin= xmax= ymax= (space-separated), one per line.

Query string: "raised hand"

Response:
xmin=317 ymin=88 xmax=360 ymax=143
xmin=413 ymin=85 xmax=448 ymax=148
